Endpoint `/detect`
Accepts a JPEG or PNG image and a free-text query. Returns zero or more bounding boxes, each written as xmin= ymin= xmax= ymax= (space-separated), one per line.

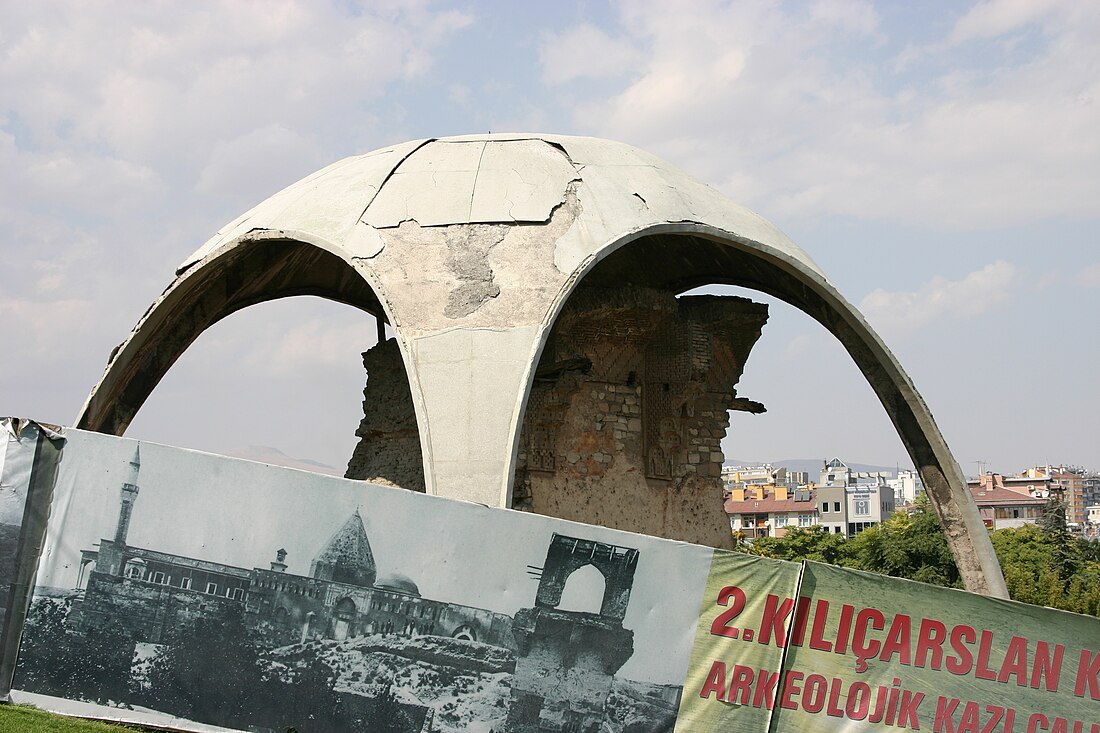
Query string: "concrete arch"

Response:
xmin=518 ymin=222 xmax=1006 ymax=598
xmin=73 ymin=134 xmax=1004 ymax=600
xmin=74 ymin=231 xmax=421 ymax=453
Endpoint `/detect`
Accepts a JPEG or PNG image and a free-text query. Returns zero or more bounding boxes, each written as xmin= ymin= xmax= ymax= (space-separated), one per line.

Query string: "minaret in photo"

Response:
xmin=114 ymin=445 xmax=140 ymax=546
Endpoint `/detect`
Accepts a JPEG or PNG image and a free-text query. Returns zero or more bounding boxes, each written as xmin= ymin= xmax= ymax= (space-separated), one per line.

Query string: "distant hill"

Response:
xmin=725 ymin=458 xmax=908 ymax=478
xmin=223 ymin=446 xmax=345 ymax=477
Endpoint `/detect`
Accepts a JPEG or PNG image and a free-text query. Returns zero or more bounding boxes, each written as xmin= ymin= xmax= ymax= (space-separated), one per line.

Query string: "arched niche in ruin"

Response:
xmin=75 ymin=134 xmax=1007 ymax=598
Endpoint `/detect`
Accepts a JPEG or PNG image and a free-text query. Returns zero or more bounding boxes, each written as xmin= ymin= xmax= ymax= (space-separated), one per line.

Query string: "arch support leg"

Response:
xmin=409 ymin=326 xmax=539 ymax=507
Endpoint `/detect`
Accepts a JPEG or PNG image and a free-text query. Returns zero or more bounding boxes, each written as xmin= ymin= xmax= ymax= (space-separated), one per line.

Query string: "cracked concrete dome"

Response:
xmin=175 ymin=134 xmax=822 ymax=282
xmin=78 ymin=133 xmax=1006 ymax=597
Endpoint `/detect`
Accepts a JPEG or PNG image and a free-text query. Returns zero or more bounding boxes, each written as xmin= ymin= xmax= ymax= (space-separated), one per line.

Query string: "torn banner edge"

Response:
xmin=0 ymin=419 xmax=66 ymax=703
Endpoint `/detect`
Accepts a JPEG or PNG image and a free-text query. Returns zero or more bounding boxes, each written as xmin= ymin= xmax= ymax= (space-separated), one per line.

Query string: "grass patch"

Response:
xmin=0 ymin=704 xmax=162 ymax=733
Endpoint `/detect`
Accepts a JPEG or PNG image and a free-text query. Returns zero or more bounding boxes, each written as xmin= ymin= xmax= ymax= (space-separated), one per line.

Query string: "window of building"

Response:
xmin=125 ymin=564 xmax=144 ymax=580
xmin=834 ymin=526 xmax=842 ymax=533
xmin=834 ymin=502 xmax=841 ymax=513
xmin=821 ymin=502 xmax=829 ymax=513
xmin=229 ymin=587 xmax=245 ymax=601
xmin=799 ymin=514 xmax=814 ymax=527
xmin=775 ymin=515 xmax=789 ymax=527
xmin=848 ymin=521 xmax=873 ymax=536
xmin=180 ymin=577 xmax=192 ymax=590
xmin=206 ymin=582 xmax=218 ymax=595
xmin=151 ymin=571 xmax=166 ymax=584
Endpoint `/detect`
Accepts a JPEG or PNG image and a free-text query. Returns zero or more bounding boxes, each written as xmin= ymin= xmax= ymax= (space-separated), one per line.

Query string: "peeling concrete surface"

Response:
xmin=359 ymin=185 xmax=581 ymax=336
xmin=443 ymin=225 xmax=505 ymax=319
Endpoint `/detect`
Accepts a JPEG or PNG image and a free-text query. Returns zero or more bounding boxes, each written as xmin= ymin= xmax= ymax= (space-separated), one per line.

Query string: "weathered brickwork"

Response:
xmin=514 ymin=287 xmax=767 ymax=549
xmin=345 ymin=338 xmax=426 ymax=491
xmin=507 ymin=534 xmax=639 ymax=733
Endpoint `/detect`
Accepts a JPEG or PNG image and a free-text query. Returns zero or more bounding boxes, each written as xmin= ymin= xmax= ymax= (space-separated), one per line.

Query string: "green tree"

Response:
xmin=845 ymin=495 xmax=960 ymax=587
xmin=989 ymin=522 xmax=1100 ymax=616
xmin=748 ymin=526 xmax=850 ymax=565
xmin=1037 ymin=497 xmax=1081 ymax=582
xmin=13 ymin=598 xmax=135 ymax=703
xmin=144 ymin=605 xmax=267 ymax=727
xmin=739 ymin=500 xmax=1100 ymax=618
xmin=14 ymin=598 xmax=76 ymax=696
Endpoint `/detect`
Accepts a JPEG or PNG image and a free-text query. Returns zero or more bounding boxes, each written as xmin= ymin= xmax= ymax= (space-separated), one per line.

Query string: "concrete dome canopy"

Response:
xmin=76 ymin=134 xmax=1006 ymax=598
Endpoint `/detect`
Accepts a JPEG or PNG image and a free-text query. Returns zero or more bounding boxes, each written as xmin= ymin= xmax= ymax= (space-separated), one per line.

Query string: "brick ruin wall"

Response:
xmin=514 ymin=287 xmax=767 ymax=549
xmin=344 ymin=287 xmax=767 ymax=549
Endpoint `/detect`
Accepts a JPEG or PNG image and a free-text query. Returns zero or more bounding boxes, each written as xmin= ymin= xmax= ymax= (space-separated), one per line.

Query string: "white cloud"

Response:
xmin=808 ymin=0 xmax=879 ymax=36
xmin=1076 ymin=263 xmax=1100 ymax=288
xmin=0 ymin=2 xmax=472 ymax=170
xmin=950 ymin=0 xmax=1060 ymax=43
xmin=196 ymin=125 xmax=327 ymax=209
xmin=0 ymin=1 xmax=472 ymax=439
xmin=783 ymin=333 xmax=816 ymax=358
xmin=540 ymin=1 xmax=1100 ymax=229
xmin=858 ymin=260 xmax=1019 ymax=336
xmin=259 ymin=317 xmax=377 ymax=377
xmin=539 ymin=24 xmax=644 ymax=85
xmin=0 ymin=295 xmax=97 ymax=370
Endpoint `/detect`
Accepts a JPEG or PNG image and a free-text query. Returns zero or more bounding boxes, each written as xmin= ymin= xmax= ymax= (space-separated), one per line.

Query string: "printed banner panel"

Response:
xmin=0 ymin=422 xmax=1097 ymax=732
xmin=0 ymin=419 xmax=63 ymax=701
xmin=675 ymin=551 xmax=802 ymax=732
xmin=677 ymin=561 xmax=1100 ymax=732
xmin=5 ymin=425 xmax=722 ymax=733
xmin=0 ymin=422 xmax=32 ymax=649
xmin=772 ymin=562 xmax=1099 ymax=733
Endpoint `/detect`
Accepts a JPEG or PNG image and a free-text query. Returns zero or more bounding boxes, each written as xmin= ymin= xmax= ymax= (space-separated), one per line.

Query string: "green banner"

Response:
xmin=680 ymin=556 xmax=1099 ymax=732
xmin=676 ymin=551 xmax=799 ymax=732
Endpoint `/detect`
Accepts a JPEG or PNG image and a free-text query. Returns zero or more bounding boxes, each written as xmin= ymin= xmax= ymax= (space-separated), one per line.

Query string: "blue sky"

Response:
xmin=1 ymin=0 xmax=1096 ymax=475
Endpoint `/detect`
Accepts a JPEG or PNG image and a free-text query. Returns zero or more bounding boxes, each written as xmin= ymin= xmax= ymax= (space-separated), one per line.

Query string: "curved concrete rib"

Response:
xmin=76 ymin=232 xmax=393 ymax=436
xmin=524 ymin=224 xmax=1007 ymax=598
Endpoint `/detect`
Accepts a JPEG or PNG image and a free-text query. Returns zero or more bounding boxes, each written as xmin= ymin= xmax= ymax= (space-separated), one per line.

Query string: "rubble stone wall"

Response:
xmin=345 ymin=338 xmax=425 ymax=491
xmin=514 ymin=287 xmax=767 ymax=549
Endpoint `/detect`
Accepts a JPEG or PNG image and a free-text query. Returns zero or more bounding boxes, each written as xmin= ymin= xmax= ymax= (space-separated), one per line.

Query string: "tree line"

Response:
xmin=740 ymin=495 xmax=1100 ymax=616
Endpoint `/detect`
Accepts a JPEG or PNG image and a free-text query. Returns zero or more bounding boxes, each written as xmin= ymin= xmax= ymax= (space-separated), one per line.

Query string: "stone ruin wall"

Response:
xmin=345 ymin=338 xmax=425 ymax=491
xmin=514 ymin=287 xmax=767 ymax=549
xmin=345 ymin=286 xmax=768 ymax=550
